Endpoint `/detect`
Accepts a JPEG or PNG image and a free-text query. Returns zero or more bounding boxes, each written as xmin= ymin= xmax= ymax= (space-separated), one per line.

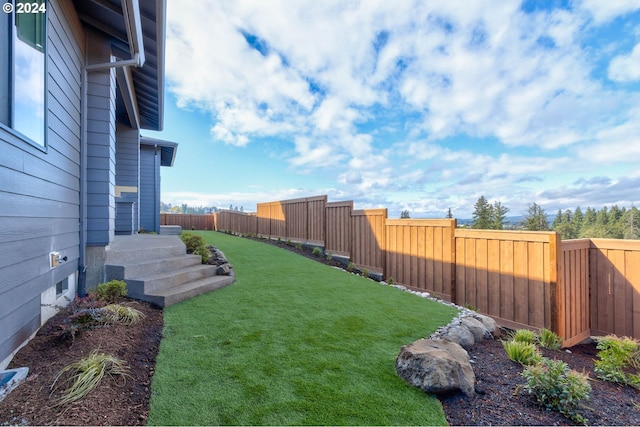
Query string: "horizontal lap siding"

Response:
xmin=0 ymin=0 xmax=83 ymax=365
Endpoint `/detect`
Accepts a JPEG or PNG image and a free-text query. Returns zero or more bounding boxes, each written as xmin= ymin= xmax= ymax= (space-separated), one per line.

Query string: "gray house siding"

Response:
xmin=0 ymin=0 xmax=83 ymax=368
xmin=139 ymin=145 xmax=160 ymax=233
xmin=115 ymin=124 xmax=140 ymax=234
xmin=85 ymin=52 xmax=117 ymax=246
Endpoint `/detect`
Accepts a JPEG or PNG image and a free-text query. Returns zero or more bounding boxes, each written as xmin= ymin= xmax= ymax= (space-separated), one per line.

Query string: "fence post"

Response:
xmin=549 ymin=231 xmax=564 ymax=337
xmin=450 ymin=219 xmax=457 ymax=304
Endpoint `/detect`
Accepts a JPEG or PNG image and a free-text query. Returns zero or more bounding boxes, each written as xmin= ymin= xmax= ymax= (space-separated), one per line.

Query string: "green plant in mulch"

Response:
xmin=360 ymin=268 xmax=369 ymax=278
xmin=502 ymin=340 xmax=543 ymax=366
xmin=387 ymin=276 xmax=394 ymax=285
xmin=181 ymin=232 xmax=210 ymax=263
xmin=295 ymin=242 xmax=302 ymax=249
xmin=325 ymin=251 xmax=333 ymax=261
xmin=464 ymin=303 xmax=479 ymax=312
xmin=521 ymin=358 xmax=591 ymax=425
xmin=311 ymin=247 xmax=323 ymax=257
xmin=102 ymin=304 xmax=145 ymax=325
xmin=50 ymin=350 xmax=131 ymax=406
xmin=93 ymin=280 xmax=127 ymax=303
xmin=594 ymin=335 xmax=640 ymax=389
xmin=538 ymin=328 xmax=563 ymax=351
xmin=346 ymin=261 xmax=356 ymax=272
xmin=510 ymin=328 xmax=538 ymax=344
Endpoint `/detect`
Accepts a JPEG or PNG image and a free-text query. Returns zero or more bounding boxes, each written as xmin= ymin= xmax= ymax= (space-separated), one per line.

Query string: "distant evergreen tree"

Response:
xmin=492 ymin=201 xmax=509 ymax=230
xmin=622 ymin=206 xmax=640 ymax=239
xmin=573 ymin=207 xmax=584 ymax=233
xmin=522 ymin=203 xmax=549 ymax=231
xmin=471 ymin=196 xmax=493 ymax=229
xmin=446 ymin=208 xmax=453 ymax=219
xmin=400 ymin=210 xmax=410 ymax=219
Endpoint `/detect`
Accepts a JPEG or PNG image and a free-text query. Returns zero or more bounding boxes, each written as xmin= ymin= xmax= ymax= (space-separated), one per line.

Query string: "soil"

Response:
xmin=1 ymin=236 xmax=638 ymax=426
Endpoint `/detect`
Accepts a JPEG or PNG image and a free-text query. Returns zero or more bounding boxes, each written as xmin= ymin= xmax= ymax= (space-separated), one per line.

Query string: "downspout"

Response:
xmin=77 ymin=0 xmax=145 ymax=297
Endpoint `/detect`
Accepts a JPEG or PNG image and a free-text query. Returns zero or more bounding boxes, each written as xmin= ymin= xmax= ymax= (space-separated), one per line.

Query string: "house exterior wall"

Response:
xmin=140 ymin=144 xmax=160 ymax=233
xmin=0 ymin=0 xmax=83 ymax=369
xmin=85 ymin=32 xmax=117 ymax=247
xmin=115 ymin=123 xmax=140 ymax=234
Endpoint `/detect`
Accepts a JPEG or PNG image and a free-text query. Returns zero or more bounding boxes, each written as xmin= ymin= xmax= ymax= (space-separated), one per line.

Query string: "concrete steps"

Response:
xmin=105 ymin=235 xmax=234 ymax=307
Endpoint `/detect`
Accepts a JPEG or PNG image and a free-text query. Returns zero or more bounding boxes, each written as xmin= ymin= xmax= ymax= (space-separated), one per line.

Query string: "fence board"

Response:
xmin=352 ymin=209 xmax=386 ymax=274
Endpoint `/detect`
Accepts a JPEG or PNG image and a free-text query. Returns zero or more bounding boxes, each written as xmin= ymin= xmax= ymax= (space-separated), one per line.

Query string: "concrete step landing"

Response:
xmin=105 ymin=235 xmax=234 ymax=307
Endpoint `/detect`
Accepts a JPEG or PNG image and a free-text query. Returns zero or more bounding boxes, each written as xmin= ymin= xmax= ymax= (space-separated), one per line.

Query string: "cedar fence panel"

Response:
xmin=213 ymin=210 xmax=258 ymax=235
xmin=351 ymin=209 xmax=387 ymax=274
xmin=325 ymin=201 xmax=353 ymax=257
xmin=385 ymin=219 xmax=456 ymax=300
xmin=560 ymin=239 xmax=591 ymax=346
xmin=589 ymin=239 xmax=640 ymax=340
xmin=160 ymin=213 xmax=214 ymax=230
xmin=454 ymin=229 xmax=560 ymax=334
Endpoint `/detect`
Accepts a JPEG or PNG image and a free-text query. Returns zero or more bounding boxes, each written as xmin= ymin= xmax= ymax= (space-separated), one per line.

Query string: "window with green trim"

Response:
xmin=0 ymin=0 xmax=47 ymax=148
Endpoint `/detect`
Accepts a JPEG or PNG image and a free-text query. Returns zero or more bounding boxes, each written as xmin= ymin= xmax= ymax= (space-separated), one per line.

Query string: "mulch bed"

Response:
xmin=1 ymin=235 xmax=638 ymax=425
xmin=0 ymin=300 xmax=162 ymax=426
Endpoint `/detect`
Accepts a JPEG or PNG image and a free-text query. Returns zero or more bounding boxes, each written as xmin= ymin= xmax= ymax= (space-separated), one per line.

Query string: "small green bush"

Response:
xmin=522 ymin=359 xmax=591 ymax=424
xmin=361 ymin=268 xmax=369 ymax=278
xmin=325 ymin=252 xmax=333 ymax=261
xmin=346 ymin=262 xmax=356 ymax=272
xmin=594 ymin=335 xmax=640 ymax=388
xmin=295 ymin=242 xmax=302 ymax=249
xmin=387 ymin=277 xmax=394 ymax=285
xmin=181 ymin=232 xmax=210 ymax=263
xmin=502 ymin=340 xmax=543 ymax=366
xmin=312 ymin=247 xmax=323 ymax=257
xmin=94 ymin=280 xmax=127 ymax=303
xmin=511 ymin=328 xmax=538 ymax=344
xmin=539 ymin=328 xmax=563 ymax=351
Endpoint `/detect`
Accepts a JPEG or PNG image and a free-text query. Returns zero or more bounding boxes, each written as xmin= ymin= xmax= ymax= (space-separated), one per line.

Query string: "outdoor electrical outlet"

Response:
xmin=50 ymin=252 xmax=60 ymax=268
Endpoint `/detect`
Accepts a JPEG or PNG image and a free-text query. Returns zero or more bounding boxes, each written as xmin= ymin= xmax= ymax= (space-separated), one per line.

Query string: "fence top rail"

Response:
xmin=386 ymin=219 xmax=456 ymax=227
xmin=454 ymin=228 xmax=558 ymax=243
xmin=352 ymin=208 xmax=388 ymax=216
xmin=589 ymin=238 xmax=640 ymax=250
xmin=561 ymin=239 xmax=591 ymax=251
xmin=326 ymin=201 xmax=354 ymax=208
xmin=257 ymin=195 xmax=327 ymax=207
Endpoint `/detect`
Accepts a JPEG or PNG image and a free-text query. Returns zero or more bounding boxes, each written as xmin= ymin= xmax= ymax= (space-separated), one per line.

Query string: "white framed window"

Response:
xmin=0 ymin=0 xmax=47 ymax=149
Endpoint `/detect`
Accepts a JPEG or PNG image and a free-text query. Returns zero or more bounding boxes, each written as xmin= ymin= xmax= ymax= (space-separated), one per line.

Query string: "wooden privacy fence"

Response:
xmin=160 ymin=213 xmax=214 ymax=230
xmin=166 ymin=195 xmax=640 ymax=343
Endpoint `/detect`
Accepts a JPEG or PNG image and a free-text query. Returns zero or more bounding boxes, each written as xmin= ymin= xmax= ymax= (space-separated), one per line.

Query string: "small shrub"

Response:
xmin=522 ymin=359 xmax=591 ymax=424
xmin=594 ymin=335 xmax=640 ymax=387
xmin=325 ymin=252 xmax=333 ymax=261
xmin=387 ymin=277 xmax=394 ymax=285
xmin=502 ymin=340 xmax=543 ymax=366
xmin=539 ymin=328 xmax=563 ymax=351
xmin=295 ymin=242 xmax=302 ymax=249
xmin=464 ymin=303 xmax=479 ymax=312
xmin=93 ymin=280 xmax=127 ymax=303
xmin=285 ymin=239 xmax=292 ymax=246
xmin=361 ymin=268 xmax=369 ymax=278
xmin=312 ymin=247 xmax=323 ymax=257
xmin=181 ymin=232 xmax=210 ymax=263
xmin=102 ymin=304 xmax=145 ymax=325
xmin=346 ymin=262 xmax=356 ymax=272
xmin=51 ymin=350 xmax=130 ymax=406
xmin=511 ymin=328 xmax=538 ymax=344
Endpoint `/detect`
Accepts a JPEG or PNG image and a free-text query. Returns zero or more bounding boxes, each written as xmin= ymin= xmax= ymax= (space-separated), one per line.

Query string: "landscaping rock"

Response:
xmin=460 ymin=316 xmax=490 ymax=341
xmin=439 ymin=323 xmax=476 ymax=349
xmin=396 ymin=339 xmax=476 ymax=397
xmin=216 ymin=264 xmax=232 ymax=275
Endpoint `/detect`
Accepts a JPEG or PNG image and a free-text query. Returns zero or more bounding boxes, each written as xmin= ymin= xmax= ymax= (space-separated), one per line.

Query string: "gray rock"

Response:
xmin=396 ymin=339 xmax=476 ymax=397
xmin=460 ymin=317 xmax=489 ymax=341
xmin=440 ymin=323 xmax=475 ymax=349
xmin=217 ymin=264 xmax=232 ymax=275
xmin=473 ymin=314 xmax=500 ymax=338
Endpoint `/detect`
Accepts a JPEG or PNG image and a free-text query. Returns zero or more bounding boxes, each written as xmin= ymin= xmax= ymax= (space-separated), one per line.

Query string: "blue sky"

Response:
xmin=146 ymin=0 xmax=640 ymax=218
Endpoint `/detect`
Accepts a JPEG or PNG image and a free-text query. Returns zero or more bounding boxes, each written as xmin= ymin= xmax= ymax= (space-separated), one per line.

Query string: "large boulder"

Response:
xmin=396 ymin=339 xmax=476 ymax=397
xmin=439 ymin=323 xmax=476 ymax=349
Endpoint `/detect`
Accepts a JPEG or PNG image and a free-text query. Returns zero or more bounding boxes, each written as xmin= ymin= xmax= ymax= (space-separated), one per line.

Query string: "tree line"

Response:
xmin=465 ymin=195 xmax=640 ymax=239
xmin=160 ymin=202 xmax=244 ymax=214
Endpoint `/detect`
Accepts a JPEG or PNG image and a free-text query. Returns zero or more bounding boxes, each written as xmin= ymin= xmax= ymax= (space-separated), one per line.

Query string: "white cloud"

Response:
xmin=578 ymin=0 xmax=640 ymax=24
xmin=608 ymin=43 xmax=640 ymax=82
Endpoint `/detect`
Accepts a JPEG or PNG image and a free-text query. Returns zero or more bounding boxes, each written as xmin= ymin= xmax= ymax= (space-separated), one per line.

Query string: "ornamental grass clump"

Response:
xmin=102 ymin=304 xmax=145 ymax=325
xmin=502 ymin=340 xmax=543 ymax=366
xmin=594 ymin=335 xmax=640 ymax=389
xmin=538 ymin=328 xmax=563 ymax=351
xmin=510 ymin=328 xmax=538 ymax=344
xmin=50 ymin=350 xmax=130 ymax=406
xmin=522 ymin=358 xmax=591 ymax=425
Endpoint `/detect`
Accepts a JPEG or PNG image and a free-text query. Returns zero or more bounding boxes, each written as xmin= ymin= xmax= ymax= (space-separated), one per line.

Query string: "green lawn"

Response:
xmin=148 ymin=231 xmax=458 ymax=426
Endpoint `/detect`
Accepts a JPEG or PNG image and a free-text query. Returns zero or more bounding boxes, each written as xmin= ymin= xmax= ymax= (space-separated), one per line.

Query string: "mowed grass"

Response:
xmin=148 ymin=231 xmax=458 ymax=426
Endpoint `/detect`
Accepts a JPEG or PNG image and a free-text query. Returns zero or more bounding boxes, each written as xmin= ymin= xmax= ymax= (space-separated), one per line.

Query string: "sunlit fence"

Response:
xmin=162 ymin=196 xmax=640 ymax=344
